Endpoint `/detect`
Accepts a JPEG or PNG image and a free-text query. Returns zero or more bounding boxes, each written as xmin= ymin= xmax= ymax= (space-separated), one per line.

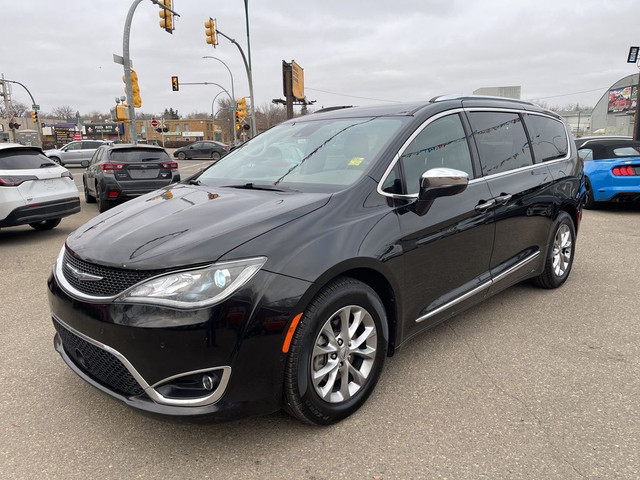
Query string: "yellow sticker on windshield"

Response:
xmin=348 ymin=157 xmax=364 ymax=166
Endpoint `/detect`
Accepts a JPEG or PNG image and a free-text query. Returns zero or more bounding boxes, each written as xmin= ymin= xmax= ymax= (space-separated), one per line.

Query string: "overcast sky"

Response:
xmin=1 ymin=0 xmax=639 ymax=118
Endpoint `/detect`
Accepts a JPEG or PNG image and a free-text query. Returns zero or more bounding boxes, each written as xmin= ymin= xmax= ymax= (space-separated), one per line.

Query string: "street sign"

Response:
xmin=32 ymin=104 xmax=40 ymax=111
xmin=151 ymin=119 xmax=158 ymax=128
xmin=628 ymin=46 xmax=639 ymax=63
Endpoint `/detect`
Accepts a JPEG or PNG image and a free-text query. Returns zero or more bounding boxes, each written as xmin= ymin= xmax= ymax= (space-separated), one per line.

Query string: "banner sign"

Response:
xmin=608 ymin=86 xmax=636 ymax=113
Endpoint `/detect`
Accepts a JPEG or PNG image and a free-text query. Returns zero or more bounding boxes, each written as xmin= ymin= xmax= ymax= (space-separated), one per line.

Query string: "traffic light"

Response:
xmin=159 ymin=0 xmax=174 ymax=33
xmin=234 ymin=110 xmax=241 ymax=130
xmin=122 ymin=70 xmax=142 ymax=108
xmin=130 ymin=70 xmax=142 ymax=108
xmin=31 ymin=110 xmax=38 ymax=123
xmin=8 ymin=122 xmax=20 ymax=130
xmin=114 ymin=104 xmax=130 ymax=122
xmin=204 ymin=18 xmax=217 ymax=46
xmin=236 ymin=97 xmax=247 ymax=120
xmin=171 ymin=76 xmax=179 ymax=92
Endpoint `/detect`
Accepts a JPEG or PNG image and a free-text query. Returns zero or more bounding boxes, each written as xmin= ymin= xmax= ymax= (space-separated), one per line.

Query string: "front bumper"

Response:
xmin=48 ymin=263 xmax=311 ymax=420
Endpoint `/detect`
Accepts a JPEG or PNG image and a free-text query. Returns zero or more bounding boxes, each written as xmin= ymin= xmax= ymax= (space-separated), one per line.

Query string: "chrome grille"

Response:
xmin=53 ymin=319 xmax=145 ymax=397
xmin=62 ymin=249 xmax=169 ymax=297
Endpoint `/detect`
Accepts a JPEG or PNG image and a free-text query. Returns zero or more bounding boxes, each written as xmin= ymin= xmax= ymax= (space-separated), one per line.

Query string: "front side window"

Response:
xmin=468 ymin=112 xmax=533 ymax=176
xmin=198 ymin=117 xmax=405 ymax=191
xmin=66 ymin=142 xmax=82 ymax=151
xmin=398 ymin=114 xmax=474 ymax=195
xmin=578 ymin=148 xmax=593 ymax=162
xmin=525 ymin=114 xmax=568 ymax=162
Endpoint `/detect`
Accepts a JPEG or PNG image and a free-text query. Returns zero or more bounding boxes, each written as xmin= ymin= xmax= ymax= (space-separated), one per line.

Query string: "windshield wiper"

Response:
xmin=223 ymin=183 xmax=296 ymax=192
xmin=141 ymin=157 xmax=161 ymax=162
xmin=40 ymin=162 xmax=56 ymax=168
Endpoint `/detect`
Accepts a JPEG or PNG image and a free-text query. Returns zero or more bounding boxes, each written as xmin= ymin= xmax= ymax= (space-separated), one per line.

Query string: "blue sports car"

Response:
xmin=575 ymin=136 xmax=640 ymax=208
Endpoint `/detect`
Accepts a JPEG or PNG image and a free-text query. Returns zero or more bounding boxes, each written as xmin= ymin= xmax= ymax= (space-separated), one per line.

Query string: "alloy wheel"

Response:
xmin=552 ymin=223 xmax=572 ymax=277
xmin=311 ymin=305 xmax=378 ymax=403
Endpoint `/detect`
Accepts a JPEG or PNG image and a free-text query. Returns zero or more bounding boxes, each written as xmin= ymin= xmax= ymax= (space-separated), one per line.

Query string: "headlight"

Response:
xmin=118 ymin=257 xmax=267 ymax=309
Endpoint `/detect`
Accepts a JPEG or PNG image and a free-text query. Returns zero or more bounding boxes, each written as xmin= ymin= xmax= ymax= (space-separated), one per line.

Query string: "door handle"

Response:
xmin=475 ymin=199 xmax=496 ymax=211
xmin=494 ymin=194 xmax=513 ymax=205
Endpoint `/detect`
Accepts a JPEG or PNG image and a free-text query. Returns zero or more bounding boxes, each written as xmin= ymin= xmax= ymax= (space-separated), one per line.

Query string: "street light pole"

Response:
xmin=203 ymin=56 xmax=237 ymax=144
xmin=210 ymin=90 xmax=225 ymax=142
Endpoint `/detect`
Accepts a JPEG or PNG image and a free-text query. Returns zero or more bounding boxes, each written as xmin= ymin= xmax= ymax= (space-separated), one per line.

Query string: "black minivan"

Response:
xmin=49 ymin=96 xmax=584 ymax=424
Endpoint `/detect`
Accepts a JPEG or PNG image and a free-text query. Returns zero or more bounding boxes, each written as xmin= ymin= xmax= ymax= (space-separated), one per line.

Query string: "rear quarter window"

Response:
xmin=612 ymin=146 xmax=640 ymax=157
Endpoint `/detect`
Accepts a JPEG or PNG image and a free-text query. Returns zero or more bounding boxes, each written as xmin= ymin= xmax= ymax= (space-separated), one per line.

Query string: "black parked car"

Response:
xmin=82 ymin=144 xmax=181 ymax=212
xmin=173 ymin=141 xmax=229 ymax=161
xmin=49 ymin=96 xmax=584 ymax=425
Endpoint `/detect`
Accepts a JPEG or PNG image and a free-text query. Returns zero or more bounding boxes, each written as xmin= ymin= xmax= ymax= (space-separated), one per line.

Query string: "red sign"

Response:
xmin=151 ymin=119 xmax=158 ymax=128
xmin=73 ymin=132 xmax=82 ymax=141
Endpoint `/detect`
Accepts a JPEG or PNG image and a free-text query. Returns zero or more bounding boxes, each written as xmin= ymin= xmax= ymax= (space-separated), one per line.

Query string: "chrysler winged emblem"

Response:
xmin=66 ymin=263 xmax=103 ymax=282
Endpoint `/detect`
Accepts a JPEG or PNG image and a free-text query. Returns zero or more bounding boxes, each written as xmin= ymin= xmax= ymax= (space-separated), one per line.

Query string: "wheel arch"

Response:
xmin=293 ymin=261 xmax=401 ymax=357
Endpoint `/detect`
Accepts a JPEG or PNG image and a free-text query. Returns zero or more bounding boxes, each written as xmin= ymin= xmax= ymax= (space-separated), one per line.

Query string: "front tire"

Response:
xmin=284 ymin=277 xmax=387 ymax=425
xmin=177 ymin=152 xmax=187 ymax=160
xmin=532 ymin=211 xmax=576 ymax=289
xmin=211 ymin=152 xmax=221 ymax=161
xmin=29 ymin=218 xmax=61 ymax=231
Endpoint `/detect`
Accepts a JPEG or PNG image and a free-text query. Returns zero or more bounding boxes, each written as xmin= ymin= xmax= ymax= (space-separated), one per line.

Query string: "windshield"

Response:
xmin=197 ymin=117 xmax=405 ymax=191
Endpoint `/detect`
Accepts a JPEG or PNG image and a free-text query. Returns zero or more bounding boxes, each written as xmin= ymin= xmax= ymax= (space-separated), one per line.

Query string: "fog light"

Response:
xmin=202 ymin=374 xmax=217 ymax=391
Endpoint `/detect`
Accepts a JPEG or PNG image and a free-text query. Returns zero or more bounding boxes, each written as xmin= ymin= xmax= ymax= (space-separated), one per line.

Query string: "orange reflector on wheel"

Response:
xmin=282 ymin=313 xmax=303 ymax=353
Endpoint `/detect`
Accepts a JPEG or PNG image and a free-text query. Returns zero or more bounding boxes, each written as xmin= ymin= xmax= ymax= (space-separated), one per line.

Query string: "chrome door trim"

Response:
xmin=415 ymin=250 xmax=541 ymax=323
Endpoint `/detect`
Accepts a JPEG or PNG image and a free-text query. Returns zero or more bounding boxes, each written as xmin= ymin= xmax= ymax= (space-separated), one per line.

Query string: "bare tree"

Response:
xmin=256 ymin=102 xmax=287 ymax=131
xmin=0 ymin=101 xmax=28 ymax=118
xmin=50 ymin=105 xmax=77 ymax=121
xmin=184 ymin=111 xmax=211 ymax=120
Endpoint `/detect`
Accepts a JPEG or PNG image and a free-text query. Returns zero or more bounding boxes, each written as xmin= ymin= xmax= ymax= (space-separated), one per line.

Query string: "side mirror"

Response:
xmin=415 ymin=168 xmax=469 ymax=216
xmin=80 ymin=160 xmax=90 ymax=168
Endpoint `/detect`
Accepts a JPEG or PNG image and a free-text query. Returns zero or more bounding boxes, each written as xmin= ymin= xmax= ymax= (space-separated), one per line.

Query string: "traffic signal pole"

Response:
xmin=1 ymin=77 xmax=43 ymax=144
xmin=216 ymin=29 xmax=256 ymax=137
xmin=122 ymin=0 xmax=144 ymax=144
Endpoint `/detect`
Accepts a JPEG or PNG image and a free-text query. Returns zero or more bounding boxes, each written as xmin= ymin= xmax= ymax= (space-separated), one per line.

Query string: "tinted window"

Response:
xmin=0 ymin=149 xmax=56 ymax=169
xmin=468 ymin=112 xmax=533 ymax=176
xmin=399 ymin=114 xmax=474 ymax=195
xmin=108 ymin=149 xmax=171 ymax=163
xmin=83 ymin=141 xmax=104 ymax=149
xmin=525 ymin=114 xmax=568 ymax=162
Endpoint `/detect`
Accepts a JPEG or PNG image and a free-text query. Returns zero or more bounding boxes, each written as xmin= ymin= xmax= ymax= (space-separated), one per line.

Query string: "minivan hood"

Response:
xmin=66 ymin=183 xmax=331 ymax=269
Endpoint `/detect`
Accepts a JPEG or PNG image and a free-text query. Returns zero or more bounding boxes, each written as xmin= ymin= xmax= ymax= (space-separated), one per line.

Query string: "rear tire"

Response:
xmin=532 ymin=211 xmax=576 ymax=289
xmin=284 ymin=277 xmax=387 ymax=425
xmin=96 ymin=184 xmax=114 ymax=213
xmin=583 ymin=178 xmax=598 ymax=209
xmin=29 ymin=218 xmax=61 ymax=231
xmin=84 ymin=179 xmax=96 ymax=203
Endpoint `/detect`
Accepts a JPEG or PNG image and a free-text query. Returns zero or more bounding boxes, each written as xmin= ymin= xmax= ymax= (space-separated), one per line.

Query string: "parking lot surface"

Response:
xmin=1 ymin=165 xmax=639 ymax=479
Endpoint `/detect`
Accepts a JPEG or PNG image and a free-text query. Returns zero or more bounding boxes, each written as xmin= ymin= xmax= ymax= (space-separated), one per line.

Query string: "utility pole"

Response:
xmin=1 ymin=75 xmax=14 ymax=142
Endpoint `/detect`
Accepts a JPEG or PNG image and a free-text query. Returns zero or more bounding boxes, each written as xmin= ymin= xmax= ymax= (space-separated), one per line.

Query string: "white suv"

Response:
xmin=0 ymin=143 xmax=81 ymax=231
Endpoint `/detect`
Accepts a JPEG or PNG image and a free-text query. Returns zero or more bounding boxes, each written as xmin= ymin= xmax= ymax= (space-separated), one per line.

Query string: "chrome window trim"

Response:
xmin=377 ymin=107 xmax=572 ymax=199
xmin=377 ymin=108 xmax=469 ymax=199
xmin=53 ymin=315 xmax=231 ymax=407
xmin=415 ymin=251 xmax=540 ymax=323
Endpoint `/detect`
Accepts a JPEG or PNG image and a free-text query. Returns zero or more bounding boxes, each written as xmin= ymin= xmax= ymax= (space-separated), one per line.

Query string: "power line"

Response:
xmin=526 ymin=87 xmax=607 ymax=101
xmin=306 ymin=87 xmax=403 ymax=104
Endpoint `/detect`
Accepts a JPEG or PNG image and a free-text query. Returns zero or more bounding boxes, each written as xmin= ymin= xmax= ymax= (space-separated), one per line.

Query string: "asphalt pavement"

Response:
xmin=1 ymin=171 xmax=639 ymax=479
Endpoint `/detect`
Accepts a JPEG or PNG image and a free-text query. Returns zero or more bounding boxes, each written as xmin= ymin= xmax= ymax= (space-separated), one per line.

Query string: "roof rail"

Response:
xmin=430 ymin=94 xmax=535 ymax=106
